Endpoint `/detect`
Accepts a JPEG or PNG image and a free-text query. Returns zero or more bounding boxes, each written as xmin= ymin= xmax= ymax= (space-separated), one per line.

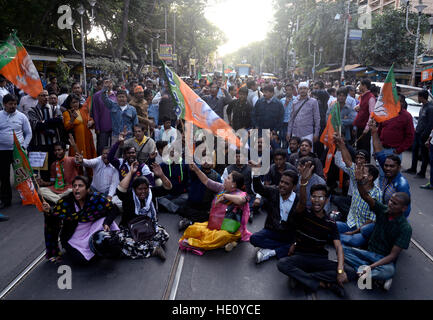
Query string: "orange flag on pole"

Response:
xmin=371 ymin=64 xmax=401 ymax=123
xmin=320 ymin=101 xmax=341 ymax=178
xmin=12 ymin=132 xmax=43 ymax=211
xmin=161 ymin=60 xmax=241 ymax=148
xmin=0 ymin=32 xmax=43 ymax=98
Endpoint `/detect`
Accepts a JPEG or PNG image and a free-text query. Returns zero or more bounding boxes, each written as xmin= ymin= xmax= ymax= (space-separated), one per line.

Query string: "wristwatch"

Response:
xmin=337 ymin=269 xmax=344 ymax=274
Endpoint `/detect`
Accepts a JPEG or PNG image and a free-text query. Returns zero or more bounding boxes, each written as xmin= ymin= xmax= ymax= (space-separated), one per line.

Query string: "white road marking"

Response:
xmin=0 ymin=251 xmax=45 ymax=300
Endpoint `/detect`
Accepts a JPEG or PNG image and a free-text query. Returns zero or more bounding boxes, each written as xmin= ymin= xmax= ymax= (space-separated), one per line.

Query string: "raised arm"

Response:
xmin=294 ymin=161 xmax=314 ymax=214
xmin=118 ymin=161 xmax=139 ymax=190
xmin=151 ymin=162 xmax=172 ymax=190
xmin=189 ymin=163 xmax=209 ymax=187
xmin=369 ymin=119 xmax=383 ymax=153
xmin=355 ymin=163 xmax=376 ymax=210
xmin=333 ymin=133 xmax=353 ymax=168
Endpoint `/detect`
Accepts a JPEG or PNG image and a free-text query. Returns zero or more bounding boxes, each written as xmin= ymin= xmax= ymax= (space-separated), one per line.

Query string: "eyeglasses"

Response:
xmin=311 ymin=196 xmax=326 ymax=201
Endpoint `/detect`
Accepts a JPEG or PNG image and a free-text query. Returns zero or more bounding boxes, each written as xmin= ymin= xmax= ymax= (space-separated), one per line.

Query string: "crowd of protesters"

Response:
xmin=1 ymin=67 xmax=432 ymax=297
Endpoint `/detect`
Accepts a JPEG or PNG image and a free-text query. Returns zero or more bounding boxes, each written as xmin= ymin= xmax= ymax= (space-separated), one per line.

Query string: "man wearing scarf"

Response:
xmin=37 ymin=142 xmax=80 ymax=204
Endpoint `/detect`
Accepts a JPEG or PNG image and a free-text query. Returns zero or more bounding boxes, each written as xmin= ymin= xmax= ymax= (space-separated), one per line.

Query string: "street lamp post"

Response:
xmin=69 ymin=1 xmax=97 ymax=97
xmin=308 ymin=36 xmax=323 ymax=81
xmin=404 ymin=0 xmax=427 ymax=86
xmin=340 ymin=0 xmax=350 ymax=84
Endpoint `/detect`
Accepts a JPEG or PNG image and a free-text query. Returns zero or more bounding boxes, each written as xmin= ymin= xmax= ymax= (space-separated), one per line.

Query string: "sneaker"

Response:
xmin=178 ymin=218 xmax=192 ymax=231
xmin=403 ymin=169 xmax=416 ymax=174
xmin=152 ymin=246 xmax=166 ymax=261
xmin=224 ymin=241 xmax=238 ymax=252
xmin=0 ymin=213 xmax=9 ymax=222
xmin=383 ymin=278 xmax=393 ymax=291
xmin=255 ymin=248 xmax=276 ymax=264
xmin=420 ymin=183 xmax=433 ymax=190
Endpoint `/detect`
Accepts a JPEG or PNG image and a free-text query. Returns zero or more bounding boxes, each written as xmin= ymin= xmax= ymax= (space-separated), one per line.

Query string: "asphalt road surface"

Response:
xmin=1 ymin=152 xmax=432 ymax=300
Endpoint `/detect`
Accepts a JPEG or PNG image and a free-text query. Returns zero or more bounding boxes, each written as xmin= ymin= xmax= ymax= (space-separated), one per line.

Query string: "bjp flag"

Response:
xmin=371 ymin=64 xmax=401 ymax=123
xmin=160 ymin=60 xmax=241 ymax=148
xmin=0 ymin=32 xmax=43 ymax=98
xmin=320 ymin=101 xmax=341 ymax=178
xmin=12 ymin=131 xmax=43 ymax=212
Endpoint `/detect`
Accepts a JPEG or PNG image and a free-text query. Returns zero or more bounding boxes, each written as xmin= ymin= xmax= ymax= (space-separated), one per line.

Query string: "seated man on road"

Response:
xmin=37 ymin=142 xmax=80 ymax=204
xmin=334 ymin=134 xmax=382 ymax=247
xmin=249 ymin=162 xmax=298 ymax=264
xmin=332 ymin=147 xmax=369 ymax=221
xmin=277 ymin=162 xmax=356 ymax=298
xmin=343 ymin=163 xmax=412 ymax=291
xmin=177 ymin=150 xmax=222 ymax=231
xmin=288 ymin=139 xmax=324 ymax=179
xmin=108 ymin=129 xmax=154 ymax=187
xmin=75 ymin=146 xmax=121 ymax=209
xmin=264 ymin=148 xmax=298 ymax=186
xmin=295 ymin=156 xmax=326 ymax=211
xmin=120 ymin=123 xmax=157 ymax=165
xmin=370 ymin=120 xmax=411 ymax=217
xmin=157 ymin=148 xmax=189 ymax=214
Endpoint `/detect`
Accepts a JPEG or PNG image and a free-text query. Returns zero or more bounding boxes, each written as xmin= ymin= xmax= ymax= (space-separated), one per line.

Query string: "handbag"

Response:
xmin=128 ymin=215 xmax=156 ymax=242
xmin=220 ymin=204 xmax=242 ymax=234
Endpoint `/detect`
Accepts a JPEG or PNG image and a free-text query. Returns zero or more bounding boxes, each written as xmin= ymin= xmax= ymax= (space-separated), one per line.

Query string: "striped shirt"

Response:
xmin=346 ymin=164 xmax=382 ymax=228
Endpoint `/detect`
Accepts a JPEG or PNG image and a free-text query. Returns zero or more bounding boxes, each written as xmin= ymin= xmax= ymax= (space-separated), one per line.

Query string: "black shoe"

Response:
xmin=178 ymin=218 xmax=192 ymax=231
xmin=415 ymin=173 xmax=426 ymax=179
xmin=403 ymin=169 xmax=416 ymax=174
xmin=0 ymin=213 xmax=9 ymax=222
xmin=327 ymin=283 xmax=346 ymax=298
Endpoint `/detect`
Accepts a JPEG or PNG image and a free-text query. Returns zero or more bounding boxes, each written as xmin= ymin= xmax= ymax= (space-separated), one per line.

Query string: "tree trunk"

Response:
xmin=115 ymin=0 xmax=131 ymax=59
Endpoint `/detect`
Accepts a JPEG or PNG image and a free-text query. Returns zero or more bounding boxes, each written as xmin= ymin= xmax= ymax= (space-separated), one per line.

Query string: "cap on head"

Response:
xmin=298 ymin=82 xmax=308 ymax=89
xmin=134 ymin=85 xmax=144 ymax=93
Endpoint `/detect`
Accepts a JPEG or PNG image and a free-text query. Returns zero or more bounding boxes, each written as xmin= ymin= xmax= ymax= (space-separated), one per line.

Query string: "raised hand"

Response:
xmin=118 ymin=127 xmax=128 ymax=143
xmin=299 ymin=161 xmax=314 ymax=184
xmin=354 ymin=163 xmax=365 ymax=182
xmin=151 ymin=162 xmax=163 ymax=177
xmin=368 ymin=119 xmax=378 ymax=135
xmin=75 ymin=151 xmax=84 ymax=164
xmin=333 ymin=132 xmax=344 ymax=148
xmin=130 ymin=161 xmax=140 ymax=175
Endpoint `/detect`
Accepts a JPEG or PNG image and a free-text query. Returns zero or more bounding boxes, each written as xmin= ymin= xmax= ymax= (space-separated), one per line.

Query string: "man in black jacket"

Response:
xmin=250 ymin=166 xmax=298 ymax=264
xmin=405 ymin=90 xmax=433 ymax=178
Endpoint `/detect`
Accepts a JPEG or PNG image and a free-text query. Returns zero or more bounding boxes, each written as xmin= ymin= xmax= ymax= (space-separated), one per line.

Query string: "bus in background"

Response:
xmin=235 ymin=64 xmax=252 ymax=77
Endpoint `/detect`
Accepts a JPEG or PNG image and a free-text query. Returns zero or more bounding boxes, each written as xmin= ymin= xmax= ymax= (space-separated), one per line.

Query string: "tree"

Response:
xmin=357 ymin=8 xmax=429 ymax=67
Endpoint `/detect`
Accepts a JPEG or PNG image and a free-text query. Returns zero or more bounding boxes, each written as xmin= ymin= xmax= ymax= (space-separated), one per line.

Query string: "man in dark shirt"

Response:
xmin=250 ymin=167 xmax=298 ymax=264
xmin=226 ymin=86 xmax=253 ymax=130
xmin=405 ymin=90 xmax=433 ymax=178
xmin=277 ymin=161 xmax=355 ymax=297
xmin=343 ymin=163 xmax=412 ymax=291
xmin=264 ymin=148 xmax=297 ymax=186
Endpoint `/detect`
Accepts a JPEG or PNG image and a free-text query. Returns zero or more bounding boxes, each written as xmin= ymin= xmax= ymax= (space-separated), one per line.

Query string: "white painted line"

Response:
xmin=0 ymin=251 xmax=45 ymax=300
xmin=168 ymin=253 xmax=185 ymax=300
xmin=411 ymin=238 xmax=433 ymax=263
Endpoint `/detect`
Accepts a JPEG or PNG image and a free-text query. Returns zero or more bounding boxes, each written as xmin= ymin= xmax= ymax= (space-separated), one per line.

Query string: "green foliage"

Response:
xmin=55 ymin=56 xmax=71 ymax=88
xmin=358 ymin=8 xmax=429 ymax=66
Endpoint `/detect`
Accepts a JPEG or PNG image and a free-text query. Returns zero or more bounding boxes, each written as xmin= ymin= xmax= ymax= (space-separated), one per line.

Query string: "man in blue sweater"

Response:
xmin=253 ymin=85 xmax=284 ymax=133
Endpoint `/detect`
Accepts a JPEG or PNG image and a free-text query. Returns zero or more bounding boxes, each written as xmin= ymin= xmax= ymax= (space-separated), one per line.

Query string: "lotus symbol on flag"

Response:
xmin=22 ymin=55 xmax=40 ymax=80
xmin=373 ymin=94 xmax=387 ymax=117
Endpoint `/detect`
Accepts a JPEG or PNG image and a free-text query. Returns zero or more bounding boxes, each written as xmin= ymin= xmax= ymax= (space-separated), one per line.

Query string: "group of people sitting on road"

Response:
xmin=0 ymin=74 xmax=417 ymax=298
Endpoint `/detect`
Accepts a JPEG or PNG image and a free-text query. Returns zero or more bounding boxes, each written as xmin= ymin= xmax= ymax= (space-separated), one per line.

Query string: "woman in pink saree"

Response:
xmin=179 ymin=163 xmax=251 ymax=254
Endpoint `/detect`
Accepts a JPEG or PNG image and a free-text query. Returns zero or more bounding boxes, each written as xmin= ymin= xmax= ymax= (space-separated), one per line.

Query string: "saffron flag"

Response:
xmin=161 ymin=60 xmax=241 ymax=148
xmin=12 ymin=132 xmax=43 ymax=211
xmin=320 ymin=101 xmax=342 ymax=177
xmin=371 ymin=64 xmax=401 ymax=123
xmin=0 ymin=33 xmax=43 ymax=98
